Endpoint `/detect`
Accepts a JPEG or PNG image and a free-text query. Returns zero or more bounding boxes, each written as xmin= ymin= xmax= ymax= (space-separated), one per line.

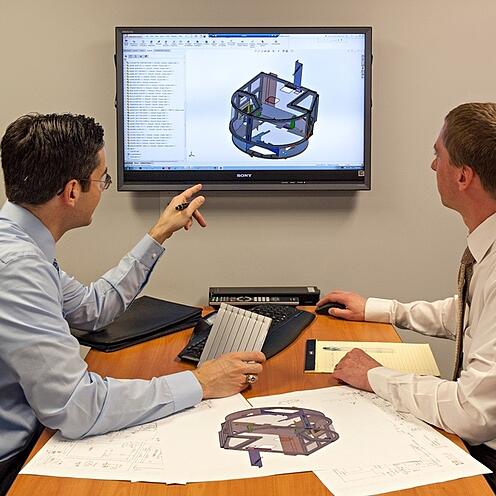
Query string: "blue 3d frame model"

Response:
xmin=229 ymin=61 xmax=320 ymax=159
xmin=219 ymin=407 xmax=338 ymax=468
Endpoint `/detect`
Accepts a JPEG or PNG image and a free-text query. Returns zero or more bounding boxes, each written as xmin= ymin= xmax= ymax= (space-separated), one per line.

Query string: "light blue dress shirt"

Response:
xmin=0 ymin=201 xmax=203 ymax=461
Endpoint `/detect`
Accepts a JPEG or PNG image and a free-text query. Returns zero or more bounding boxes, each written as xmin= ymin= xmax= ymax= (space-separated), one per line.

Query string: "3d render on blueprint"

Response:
xmin=229 ymin=61 xmax=320 ymax=159
xmin=219 ymin=406 xmax=339 ymax=468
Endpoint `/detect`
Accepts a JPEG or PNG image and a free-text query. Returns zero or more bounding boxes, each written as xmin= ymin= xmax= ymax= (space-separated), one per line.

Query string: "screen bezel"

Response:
xmin=115 ymin=26 xmax=372 ymax=192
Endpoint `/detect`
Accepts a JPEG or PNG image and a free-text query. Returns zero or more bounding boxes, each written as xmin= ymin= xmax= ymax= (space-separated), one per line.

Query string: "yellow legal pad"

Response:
xmin=304 ymin=340 xmax=440 ymax=376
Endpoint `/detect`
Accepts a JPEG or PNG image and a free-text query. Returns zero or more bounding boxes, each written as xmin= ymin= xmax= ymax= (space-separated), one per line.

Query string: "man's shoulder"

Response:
xmin=0 ymin=220 xmax=45 ymax=266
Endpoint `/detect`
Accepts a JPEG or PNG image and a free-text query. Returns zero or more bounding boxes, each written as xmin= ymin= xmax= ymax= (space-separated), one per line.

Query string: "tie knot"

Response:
xmin=458 ymin=246 xmax=475 ymax=293
xmin=460 ymin=246 xmax=475 ymax=267
xmin=52 ymin=258 xmax=60 ymax=273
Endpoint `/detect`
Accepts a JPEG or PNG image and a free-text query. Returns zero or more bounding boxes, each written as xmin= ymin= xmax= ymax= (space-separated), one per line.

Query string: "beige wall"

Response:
xmin=2 ymin=0 xmax=495 ymax=377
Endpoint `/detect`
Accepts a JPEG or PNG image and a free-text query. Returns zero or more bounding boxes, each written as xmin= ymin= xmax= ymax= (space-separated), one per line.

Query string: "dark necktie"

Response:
xmin=52 ymin=258 xmax=60 ymax=274
xmin=452 ymin=247 xmax=475 ymax=380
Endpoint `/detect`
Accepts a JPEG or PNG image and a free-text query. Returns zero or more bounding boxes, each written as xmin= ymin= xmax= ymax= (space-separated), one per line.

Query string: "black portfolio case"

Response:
xmin=70 ymin=296 xmax=202 ymax=352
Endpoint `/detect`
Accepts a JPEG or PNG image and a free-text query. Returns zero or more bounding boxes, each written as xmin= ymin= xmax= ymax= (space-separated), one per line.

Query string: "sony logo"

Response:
xmin=236 ymin=173 xmax=252 ymax=178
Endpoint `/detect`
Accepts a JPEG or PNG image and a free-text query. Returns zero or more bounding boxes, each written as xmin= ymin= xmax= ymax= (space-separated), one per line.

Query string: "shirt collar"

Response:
xmin=467 ymin=211 xmax=496 ymax=263
xmin=0 ymin=201 xmax=56 ymax=262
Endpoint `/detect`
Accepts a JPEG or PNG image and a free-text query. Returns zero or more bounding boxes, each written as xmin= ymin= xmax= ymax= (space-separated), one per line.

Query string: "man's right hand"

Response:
xmin=148 ymin=184 xmax=207 ymax=244
xmin=317 ymin=291 xmax=367 ymax=321
xmin=192 ymin=351 xmax=266 ymax=399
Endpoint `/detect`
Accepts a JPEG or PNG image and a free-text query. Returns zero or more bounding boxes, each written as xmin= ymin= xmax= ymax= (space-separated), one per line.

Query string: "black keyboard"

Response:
xmin=177 ymin=304 xmax=315 ymax=363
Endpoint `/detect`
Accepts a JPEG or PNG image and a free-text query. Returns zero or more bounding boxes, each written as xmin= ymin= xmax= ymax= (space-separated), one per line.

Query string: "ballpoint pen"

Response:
xmin=175 ymin=202 xmax=190 ymax=211
xmin=322 ymin=346 xmax=393 ymax=353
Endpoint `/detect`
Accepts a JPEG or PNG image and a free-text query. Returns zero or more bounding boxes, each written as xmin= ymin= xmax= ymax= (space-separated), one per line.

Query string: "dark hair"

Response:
xmin=0 ymin=113 xmax=104 ymax=204
xmin=443 ymin=102 xmax=496 ymax=198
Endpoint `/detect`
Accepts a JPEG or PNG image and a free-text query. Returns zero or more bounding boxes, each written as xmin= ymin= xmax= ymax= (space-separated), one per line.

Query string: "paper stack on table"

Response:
xmin=22 ymin=386 xmax=488 ymax=494
xmin=305 ymin=340 xmax=440 ymax=375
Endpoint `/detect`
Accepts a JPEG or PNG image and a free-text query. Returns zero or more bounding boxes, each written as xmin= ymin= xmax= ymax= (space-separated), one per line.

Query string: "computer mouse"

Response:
xmin=315 ymin=302 xmax=346 ymax=315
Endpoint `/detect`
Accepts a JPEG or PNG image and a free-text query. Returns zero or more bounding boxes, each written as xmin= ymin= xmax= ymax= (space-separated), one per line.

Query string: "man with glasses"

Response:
xmin=0 ymin=113 xmax=265 ymax=494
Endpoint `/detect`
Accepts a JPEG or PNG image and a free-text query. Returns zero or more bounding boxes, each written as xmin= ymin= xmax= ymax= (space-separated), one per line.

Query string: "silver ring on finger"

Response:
xmin=245 ymin=374 xmax=257 ymax=384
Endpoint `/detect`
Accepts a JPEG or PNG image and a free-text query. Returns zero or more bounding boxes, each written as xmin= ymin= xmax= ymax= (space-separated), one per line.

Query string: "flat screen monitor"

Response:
xmin=115 ymin=27 xmax=372 ymax=191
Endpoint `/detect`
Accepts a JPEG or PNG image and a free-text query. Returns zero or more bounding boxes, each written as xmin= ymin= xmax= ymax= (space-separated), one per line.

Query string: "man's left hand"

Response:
xmin=332 ymin=348 xmax=382 ymax=392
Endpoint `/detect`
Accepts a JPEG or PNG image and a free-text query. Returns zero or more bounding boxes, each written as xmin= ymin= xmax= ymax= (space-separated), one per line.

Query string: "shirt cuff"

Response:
xmin=130 ymin=235 xmax=165 ymax=270
xmin=163 ymin=371 xmax=203 ymax=412
xmin=365 ymin=297 xmax=394 ymax=323
xmin=368 ymin=366 xmax=403 ymax=401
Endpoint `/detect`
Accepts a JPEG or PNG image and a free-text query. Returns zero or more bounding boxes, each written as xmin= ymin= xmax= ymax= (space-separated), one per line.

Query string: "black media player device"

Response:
xmin=208 ymin=286 xmax=320 ymax=307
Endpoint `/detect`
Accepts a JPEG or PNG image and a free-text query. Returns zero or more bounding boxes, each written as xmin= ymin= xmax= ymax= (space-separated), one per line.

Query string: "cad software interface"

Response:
xmin=121 ymin=31 xmax=366 ymax=172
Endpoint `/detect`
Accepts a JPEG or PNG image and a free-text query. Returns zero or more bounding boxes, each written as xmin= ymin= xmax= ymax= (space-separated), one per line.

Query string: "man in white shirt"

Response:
xmin=318 ymin=102 xmax=496 ymax=490
xmin=0 ymin=113 xmax=265 ymax=494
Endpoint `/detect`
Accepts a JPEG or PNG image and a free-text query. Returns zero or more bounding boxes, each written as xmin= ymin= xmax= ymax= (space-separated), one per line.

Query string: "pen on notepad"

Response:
xmin=322 ymin=346 xmax=393 ymax=353
xmin=175 ymin=202 xmax=190 ymax=211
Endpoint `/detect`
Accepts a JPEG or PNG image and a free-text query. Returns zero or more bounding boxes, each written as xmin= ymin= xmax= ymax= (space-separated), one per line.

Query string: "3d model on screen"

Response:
xmin=219 ymin=407 xmax=339 ymax=468
xmin=229 ymin=61 xmax=320 ymax=159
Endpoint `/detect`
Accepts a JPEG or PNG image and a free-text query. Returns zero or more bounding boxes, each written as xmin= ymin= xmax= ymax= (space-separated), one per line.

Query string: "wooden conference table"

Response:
xmin=8 ymin=308 xmax=492 ymax=496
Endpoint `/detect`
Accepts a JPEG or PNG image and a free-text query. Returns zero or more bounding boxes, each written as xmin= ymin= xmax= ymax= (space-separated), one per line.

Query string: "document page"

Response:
xmin=21 ymin=421 xmax=168 ymax=482
xmin=21 ymin=386 xmax=488 ymax=492
xmin=307 ymin=340 xmax=440 ymax=375
xmin=249 ymin=386 xmax=489 ymax=496
xmin=21 ymin=394 xmax=251 ymax=483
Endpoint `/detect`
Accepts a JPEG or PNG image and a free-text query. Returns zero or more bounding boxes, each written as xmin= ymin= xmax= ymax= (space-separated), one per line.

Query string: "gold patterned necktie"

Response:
xmin=452 ymin=247 xmax=475 ymax=380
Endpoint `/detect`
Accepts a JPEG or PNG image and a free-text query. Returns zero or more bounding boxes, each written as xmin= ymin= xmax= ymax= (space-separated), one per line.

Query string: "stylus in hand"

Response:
xmin=175 ymin=202 xmax=190 ymax=211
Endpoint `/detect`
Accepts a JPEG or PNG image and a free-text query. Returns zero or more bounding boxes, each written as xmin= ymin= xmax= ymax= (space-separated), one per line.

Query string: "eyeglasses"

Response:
xmin=56 ymin=172 xmax=112 ymax=196
xmin=79 ymin=172 xmax=112 ymax=191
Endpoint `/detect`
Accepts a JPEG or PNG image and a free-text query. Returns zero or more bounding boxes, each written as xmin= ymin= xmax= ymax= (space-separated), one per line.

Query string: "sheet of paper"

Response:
xmin=158 ymin=391 xmax=332 ymax=483
xmin=21 ymin=420 xmax=168 ymax=482
xmin=21 ymin=394 xmax=251 ymax=484
xmin=249 ymin=386 xmax=489 ymax=496
xmin=21 ymin=386 xmax=488 ymax=492
xmin=311 ymin=341 xmax=440 ymax=375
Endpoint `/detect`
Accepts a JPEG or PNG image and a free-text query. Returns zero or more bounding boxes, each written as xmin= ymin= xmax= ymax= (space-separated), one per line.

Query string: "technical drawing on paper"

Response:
xmin=249 ymin=387 xmax=489 ymax=495
xmin=229 ymin=61 xmax=320 ymax=159
xmin=20 ymin=421 xmax=166 ymax=480
xmin=219 ymin=406 xmax=338 ymax=468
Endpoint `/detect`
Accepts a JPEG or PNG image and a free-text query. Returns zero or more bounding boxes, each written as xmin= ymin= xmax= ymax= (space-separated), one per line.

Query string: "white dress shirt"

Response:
xmin=0 ymin=201 xmax=203 ymax=461
xmin=366 ymin=212 xmax=496 ymax=448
